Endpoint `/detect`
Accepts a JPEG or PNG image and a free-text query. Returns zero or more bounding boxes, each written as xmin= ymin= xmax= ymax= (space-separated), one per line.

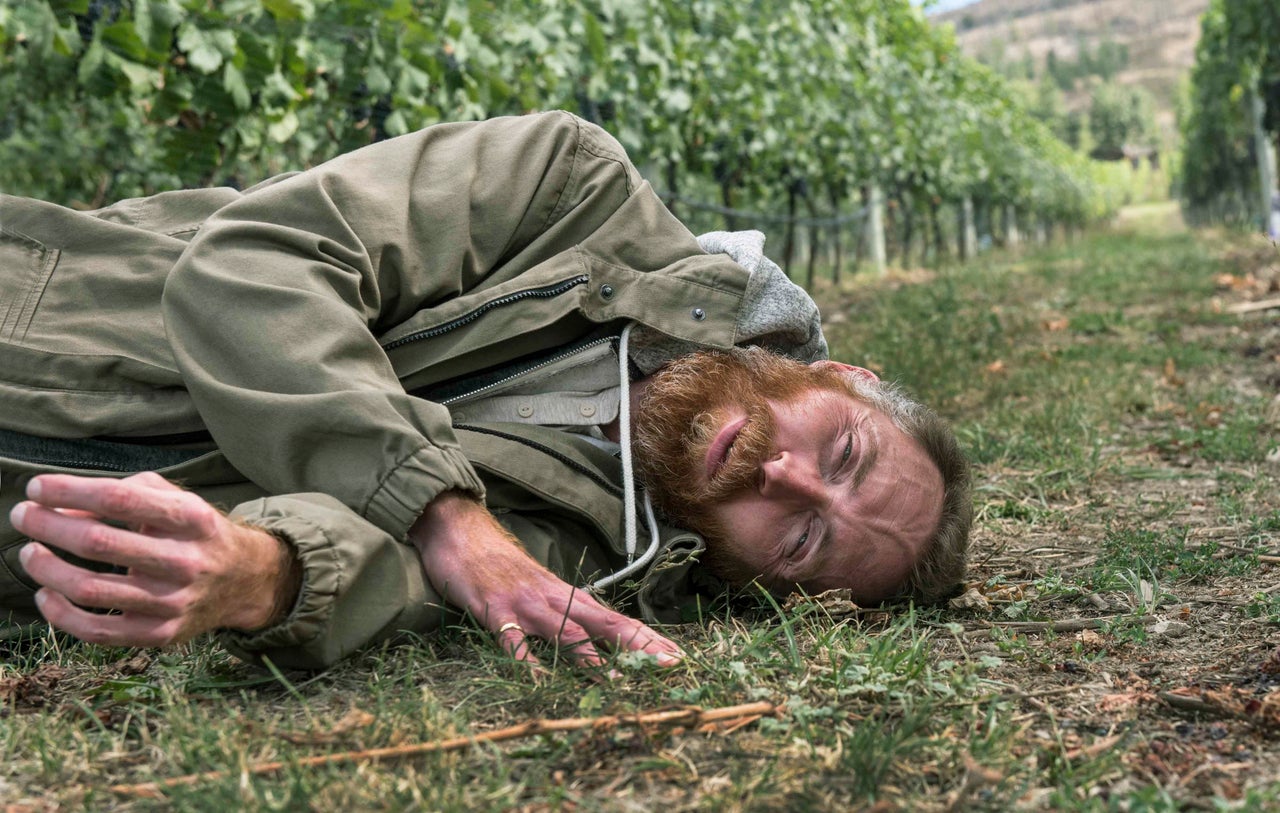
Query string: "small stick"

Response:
xmin=1063 ymin=734 xmax=1122 ymax=761
xmin=110 ymin=701 xmax=778 ymax=798
xmin=1085 ymin=593 xmax=1111 ymax=611
xmin=962 ymin=615 xmax=1154 ymax=638
xmin=699 ymin=712 xmax=765 ymax=735
xmin=1159 ymin=692 xmax=1219 ymax=715
xmin=1187 ymin=526 xmax=1241 ymax=539
xmin=942 ymin=684 xmax=1091 ymax=710
xmin=1227 ymin=297 xmax=1280 ymax=315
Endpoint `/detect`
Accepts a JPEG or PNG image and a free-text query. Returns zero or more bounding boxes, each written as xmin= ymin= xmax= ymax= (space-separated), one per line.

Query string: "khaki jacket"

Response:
xmin=0 ymin=112 xmax=796 ymax=668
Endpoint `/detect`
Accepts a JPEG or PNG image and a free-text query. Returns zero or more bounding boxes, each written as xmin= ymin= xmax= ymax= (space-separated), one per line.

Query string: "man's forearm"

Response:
xmin=409 ymin=490 xmax=533 ymax=607
xmin=221 ymin=491 xmax=448 ymax=670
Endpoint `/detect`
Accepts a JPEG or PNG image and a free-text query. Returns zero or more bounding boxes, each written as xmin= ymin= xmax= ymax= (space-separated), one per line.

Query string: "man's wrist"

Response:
xmin=409 ymin=490 xmax=486 ymax=553
xmin=228 ymin=523 xmax=303 ymax=632
xmin=262 ymin=529 xmax=303 ymax=628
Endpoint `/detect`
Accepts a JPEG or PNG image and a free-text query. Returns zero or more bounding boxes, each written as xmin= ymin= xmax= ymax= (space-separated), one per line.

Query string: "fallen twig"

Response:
xmin=962 ymin=615 xmax=1154 ymax=639
xmin=943 ymin=684 xmax=1096 ymax=711
xmin=1227 ymin=297 xmax=1280 ymax=315
xmin=1187 ymin=526 xmax=1242 ymax=539
xmin=1085 ymin=593 xmax=1111 ymax=611
xmin=110 ymin=701 xmax=778 ymax=798
xmin=1159 ymin=691 xmax=1222 ymax=715
xmin=1063 ymin=734 xmax=1122 ymax=762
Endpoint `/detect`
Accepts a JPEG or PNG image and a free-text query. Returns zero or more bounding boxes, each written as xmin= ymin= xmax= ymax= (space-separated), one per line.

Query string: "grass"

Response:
xmin=1087 ymin=527 xmax=1259 ymax=589
xmin=4 ymin=218 xmax=1280 ymax=810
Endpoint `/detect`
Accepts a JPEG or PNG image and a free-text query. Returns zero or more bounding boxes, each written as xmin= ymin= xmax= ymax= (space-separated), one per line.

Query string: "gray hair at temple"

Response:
xmin=843 ymin=373 xmax=973 ymax=603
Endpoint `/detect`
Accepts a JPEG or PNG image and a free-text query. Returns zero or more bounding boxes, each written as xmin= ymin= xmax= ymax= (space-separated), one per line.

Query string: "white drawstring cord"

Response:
xmin=618 ymin=322 xmax=638 ymax=563
xmin=591 ymin=322 xmax=661 ymax=591
xmin=591 ymin=490 xmax=661 ymax=590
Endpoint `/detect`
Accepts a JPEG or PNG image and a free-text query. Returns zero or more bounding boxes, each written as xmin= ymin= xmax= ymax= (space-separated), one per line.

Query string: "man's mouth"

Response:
xmin=704 ymin=416 xmax=749 ymax=482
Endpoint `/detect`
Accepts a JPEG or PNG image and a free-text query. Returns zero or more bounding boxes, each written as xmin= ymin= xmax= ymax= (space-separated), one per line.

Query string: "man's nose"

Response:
xmin=759 ymin=453 xmax=828 ymax=507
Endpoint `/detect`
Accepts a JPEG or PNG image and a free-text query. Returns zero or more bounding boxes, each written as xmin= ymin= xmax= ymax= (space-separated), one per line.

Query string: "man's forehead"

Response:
xmin=774 ymin=379 xmax=883 ymax=416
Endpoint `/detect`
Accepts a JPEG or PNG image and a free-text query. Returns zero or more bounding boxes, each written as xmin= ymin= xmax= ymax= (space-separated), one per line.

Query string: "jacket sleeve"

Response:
xmin=220 ymin=493 xmax=446 ymax=670
xmin=162 ymin=112 xmax=642 ymax=539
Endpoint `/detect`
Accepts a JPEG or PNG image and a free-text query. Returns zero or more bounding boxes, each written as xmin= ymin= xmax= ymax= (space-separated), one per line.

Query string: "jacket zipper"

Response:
xmin=439 ymin=335 xmax=617 ymax=406
xmin=1 ymin=455 xmax=135 ymax=473
xmin=379 ymin=275 xmax=590 ymax=352
xmin=453 ymin=424 xmax=624 ymax=498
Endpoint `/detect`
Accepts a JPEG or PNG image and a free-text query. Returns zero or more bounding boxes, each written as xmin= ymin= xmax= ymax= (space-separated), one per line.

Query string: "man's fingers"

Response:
xmin=558 ymin=636 xmax=606 ymax=669
xmin=11 ymin=502 xmax=178 ymax=574
xmin=532 ymin=615 xmax=605 ymax=668
xmin=126 ymin=471 xmax=184 ymax=492
xmin=495 ymin=623 xmax=539 ymax=667
xmin=617 ymin=623 xmax=685 ymax=665
xmin=507 ymin=594 xmax=682 ymax=669
xmin=20 ymin=542 xmax=183 ymax=617
xmin=569 ymin=599 xmax=684 ymax=665
xmin=52 ymin=508 xmax=99 ymax=520
xmin=33 ymin=588 xmax=186 ymax=648
xmin=494 ymin=618 xmax=604 ymax=672
xmin=25 ymin=475 xmax=216 ymax=538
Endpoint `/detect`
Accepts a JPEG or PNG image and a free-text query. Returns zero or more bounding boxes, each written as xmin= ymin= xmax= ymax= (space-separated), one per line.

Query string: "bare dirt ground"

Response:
xmin=927 ymin=227 xmax=1280 ymax=807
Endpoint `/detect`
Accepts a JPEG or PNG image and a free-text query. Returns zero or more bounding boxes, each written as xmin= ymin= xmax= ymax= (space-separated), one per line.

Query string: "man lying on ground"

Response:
xmin=0 ymin=111 xmax=972 ymax=671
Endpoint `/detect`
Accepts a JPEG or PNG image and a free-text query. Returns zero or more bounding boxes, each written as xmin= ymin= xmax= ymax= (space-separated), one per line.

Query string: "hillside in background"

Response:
xmin=935 ymin=0 xmax=1209 ymax=140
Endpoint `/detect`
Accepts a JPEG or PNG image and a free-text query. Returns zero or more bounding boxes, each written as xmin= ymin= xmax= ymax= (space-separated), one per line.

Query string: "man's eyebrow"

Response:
xmin=813 ymin=416 xmax=881 ymax=557
xmin=849 ymin=416 xmax=880 ymax=492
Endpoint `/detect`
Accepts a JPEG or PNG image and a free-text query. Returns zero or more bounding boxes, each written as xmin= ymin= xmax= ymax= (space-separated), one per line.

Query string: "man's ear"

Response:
xmin=811 ymin=359 xmax=880 ymax=383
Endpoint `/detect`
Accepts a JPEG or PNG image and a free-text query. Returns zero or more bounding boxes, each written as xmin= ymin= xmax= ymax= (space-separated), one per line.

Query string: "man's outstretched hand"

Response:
xmin=10 ymin=472 xmax=299 ymax=647
xmin=411 ymin=491 xmax=683 ymax=673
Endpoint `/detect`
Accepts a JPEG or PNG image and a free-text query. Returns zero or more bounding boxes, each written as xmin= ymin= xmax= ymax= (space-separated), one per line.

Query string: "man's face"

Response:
xmin=633 ymin=350 xmax=944 ymax=603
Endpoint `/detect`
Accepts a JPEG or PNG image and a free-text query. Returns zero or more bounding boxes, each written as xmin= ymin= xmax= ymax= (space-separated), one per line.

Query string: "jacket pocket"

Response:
xmin=0 ymin=227 xmax=60 ymax=344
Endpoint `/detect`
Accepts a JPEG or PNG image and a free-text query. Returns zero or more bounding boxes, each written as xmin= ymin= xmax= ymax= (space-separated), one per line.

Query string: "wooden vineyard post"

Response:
xmin=867 ymin=184 xmax=887 ymax=276
xmin=960 ymin=195 xmax=977 ymax=261
xmin=1004 ymin=204 xmax=1021 ymax=247
xmin=1251 ymin=81 xmax=1280 ymax=238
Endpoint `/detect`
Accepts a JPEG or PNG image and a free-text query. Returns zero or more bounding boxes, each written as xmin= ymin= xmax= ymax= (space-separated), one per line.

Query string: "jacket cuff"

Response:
xmin=219 ymin=498 xmax=341 ymax=659
xmin=364 ymin=444 xmax=486 ymax=539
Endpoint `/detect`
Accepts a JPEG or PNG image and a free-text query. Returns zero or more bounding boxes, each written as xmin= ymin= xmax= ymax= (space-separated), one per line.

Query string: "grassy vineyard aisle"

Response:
xmin=4 ymin=220 xmax=1279 ymax=810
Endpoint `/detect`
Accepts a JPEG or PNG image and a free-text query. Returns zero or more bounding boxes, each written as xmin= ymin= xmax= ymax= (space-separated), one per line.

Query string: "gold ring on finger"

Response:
xmin=497 ymin=622 xmax=525 ymax=636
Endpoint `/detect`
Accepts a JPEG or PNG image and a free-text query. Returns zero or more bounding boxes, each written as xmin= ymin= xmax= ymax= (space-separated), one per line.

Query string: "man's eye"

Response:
xmin=840 ymin=436 xmax=854 ymax=465
xmin=788 ymin=529 xmax=809 ymax=559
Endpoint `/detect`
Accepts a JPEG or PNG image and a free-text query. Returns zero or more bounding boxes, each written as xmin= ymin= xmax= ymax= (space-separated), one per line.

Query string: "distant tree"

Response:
xmin=1064 ymin=110 xmax=1089 ymax=150
xmin=1089 ymin=82 xmax=1156 ymax=159
xmin=1093 ymin=39 xmax=1129 ymax=81
xmin=1075 ymin=40 xmax=1094 ymax=77
xmin=1046 ymin=49 xmax=1074 ymax=91
xmin=1028 ymin=77 xmax=1069 ymax=141
xmin=1019 ymin=53 xmax=1036 ymax=80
